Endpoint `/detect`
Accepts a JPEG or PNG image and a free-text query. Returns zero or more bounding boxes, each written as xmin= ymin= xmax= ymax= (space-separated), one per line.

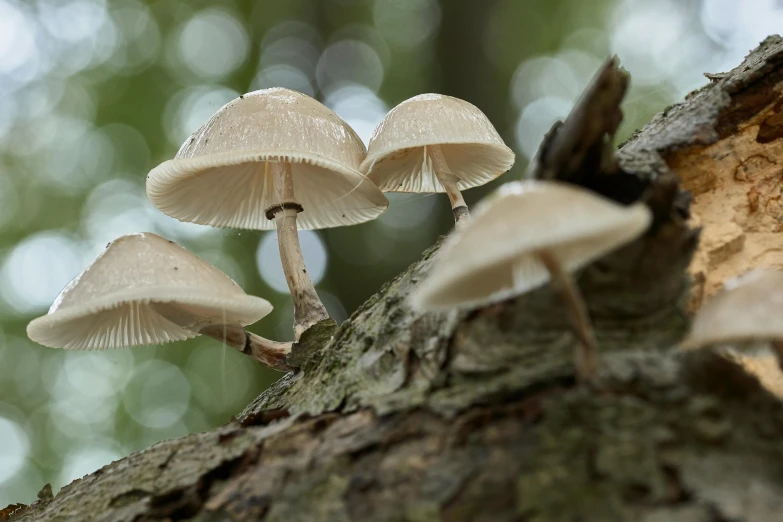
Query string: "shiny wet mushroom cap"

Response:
xmin=412 ymin=180 xmax=652 ymax=381
xmin=681 ymin=269 xmax=783 ymax=370
xmin=362 ymin=93 xmax=515 ymax=229
xmin=147 ymin=87 xmax=388 ymax=230
xmin=412 ymin=181 xmax=651 ymax=309
xmin=26 ymin=233 xmax=290 ymax=370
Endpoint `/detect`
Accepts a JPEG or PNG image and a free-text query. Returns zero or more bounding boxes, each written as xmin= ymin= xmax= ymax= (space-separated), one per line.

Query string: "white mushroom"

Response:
xmin=411 ymin=180 xmax=652 ymax=382
xmin=146 ymin=88 xmax=389 ymax=339
xmin=362 ymin=93 xmax=515 ymax=229
xmin=681 ymin=269 xmax=783 ymax=371
xmin=26 ymin=233 xmax=291 ymax=371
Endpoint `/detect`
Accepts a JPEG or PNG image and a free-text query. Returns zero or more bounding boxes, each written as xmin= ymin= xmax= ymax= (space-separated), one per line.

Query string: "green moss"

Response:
xmin=287 ymin=319 xmax=340 ymax=371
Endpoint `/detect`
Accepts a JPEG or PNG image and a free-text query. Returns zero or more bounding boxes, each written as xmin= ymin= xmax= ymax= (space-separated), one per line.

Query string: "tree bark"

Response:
xmin=6 ymin=36 xmax=783 ymax=522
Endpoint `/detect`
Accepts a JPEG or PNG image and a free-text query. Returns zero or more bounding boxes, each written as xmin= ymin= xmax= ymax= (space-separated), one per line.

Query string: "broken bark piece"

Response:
xmin=530 ymin=56 xmax=629 ymax=188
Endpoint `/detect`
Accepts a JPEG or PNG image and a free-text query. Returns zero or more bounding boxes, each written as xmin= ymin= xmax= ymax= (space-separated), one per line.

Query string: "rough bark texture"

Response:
xmin=648 ymin=37 xmax=783 ymax=311
xmin=6 ymin=37 xmax=783 ymax=522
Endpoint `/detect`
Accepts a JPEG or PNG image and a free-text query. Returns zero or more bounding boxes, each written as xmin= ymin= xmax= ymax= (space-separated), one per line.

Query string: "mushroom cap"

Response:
xmin=411 ymin=181 xmax=652 ymax=311
xmin=27 ymin=233 xmax=272 ymax=350
xmin=146 ymin=88 xmax=389 ymax=230
xmin=681 ymin=270 xmax=783 ymax=349
xmin=361 ymin=93 xmax=515 ymax=193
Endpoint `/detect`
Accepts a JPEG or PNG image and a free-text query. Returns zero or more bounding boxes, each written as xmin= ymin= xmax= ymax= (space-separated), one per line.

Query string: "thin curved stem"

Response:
xmin=270 ymin=161 xmax=330 ymax=339
xmin=199 ymin=324 xmax=293 ymax=372
xmin=150 ymin=303 xmax=294 ymax=371
xmin=537 ymin=250 xmax=599 ymax=383
xmin=427 ymin=144 xmax=470 ymax=230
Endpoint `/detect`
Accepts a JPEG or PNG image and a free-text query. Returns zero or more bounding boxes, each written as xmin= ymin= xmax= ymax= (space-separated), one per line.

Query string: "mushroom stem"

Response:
xmin=536 ymin=250 xmax=599 ymax=383
xmin=428 ymin=144 xmax=470 ymax=230
xmin=270 ymin=160 xmax=330 ymax=339
xmin=199 ymin=324 xmax=293 ymax=372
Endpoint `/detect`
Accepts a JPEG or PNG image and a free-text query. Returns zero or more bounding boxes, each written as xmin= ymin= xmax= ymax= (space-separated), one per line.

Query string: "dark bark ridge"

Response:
xmin=6 ymin=36 xmax=783 ymax=522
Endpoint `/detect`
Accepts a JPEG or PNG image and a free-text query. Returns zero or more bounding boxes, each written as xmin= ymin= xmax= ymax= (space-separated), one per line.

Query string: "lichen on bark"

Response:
xmin=7 ymin=36 xmax=783 ymax=522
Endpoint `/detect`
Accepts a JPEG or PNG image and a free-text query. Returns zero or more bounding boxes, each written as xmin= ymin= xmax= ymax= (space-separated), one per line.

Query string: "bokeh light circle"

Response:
xmin=59 ymin=445 xmax=122 ymax=486
xmin=163 ymin=85 xmax=239 ymax=146
xmin=123 ymin=360 xmax=191 ymax=429
xmin=0 ymin=231 xmax=85 ymax=314
xmin=250 ymin=64 xmax=314 ymax=97
xmin=515 ymin=97 xmax=572 ymax=160
xmin=256 ymin=231 xmax=327 ymax=293
xmin=178 ymin=8 xmax=249 ymax=79
xmin=316 ymin=39 xmax=384 ymax=92
xmin=0 ymin=416 xmax=29 ymax=485
xmin=373 ymin=0 xmax=441 ymax=50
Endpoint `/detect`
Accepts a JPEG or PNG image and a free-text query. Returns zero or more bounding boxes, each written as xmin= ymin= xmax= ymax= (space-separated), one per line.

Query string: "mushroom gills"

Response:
xmin=150 ymin=302 xmax=238 ymax=332
xmin=42 ymin=302 xmax=195 ymax=351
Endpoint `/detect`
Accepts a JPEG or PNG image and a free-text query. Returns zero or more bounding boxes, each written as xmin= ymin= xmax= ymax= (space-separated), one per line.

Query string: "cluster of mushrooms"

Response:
xmin=26 ymin=86 xmax=769 ymax=384
xmin=26 ymin=88 xmax=514 ymax=372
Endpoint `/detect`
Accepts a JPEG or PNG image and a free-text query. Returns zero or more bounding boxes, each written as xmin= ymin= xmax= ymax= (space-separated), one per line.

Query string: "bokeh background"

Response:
xmin=0 ymin=0 xmax=778 ymax=505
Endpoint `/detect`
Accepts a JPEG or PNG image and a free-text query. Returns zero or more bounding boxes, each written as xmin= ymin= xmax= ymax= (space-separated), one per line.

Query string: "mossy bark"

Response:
xmin=6 ymin=36 xmax=783 ymax=522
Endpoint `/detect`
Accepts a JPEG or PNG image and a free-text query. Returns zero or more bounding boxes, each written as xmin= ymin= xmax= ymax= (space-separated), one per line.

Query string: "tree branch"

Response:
xmin=7 ymin=36 xmax=783 ymax=522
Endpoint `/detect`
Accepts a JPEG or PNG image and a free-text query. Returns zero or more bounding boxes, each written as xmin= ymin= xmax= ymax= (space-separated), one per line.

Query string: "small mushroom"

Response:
xmin=26 ymin=233 xmax=292 ymax=371
xmin=361 ymin=93 xmax=515 ymax=230
xmin=146 ymin=88 xmax=389 ymax=339
xmin=411 ymin=180 xmax=652 ymax=382
xmin=681 ymin=269 xmax=783 ymax=371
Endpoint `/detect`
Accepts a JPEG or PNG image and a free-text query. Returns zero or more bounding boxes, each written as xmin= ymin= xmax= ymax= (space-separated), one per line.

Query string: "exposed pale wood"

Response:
xmin=646 ymin=39 xmax=783 ymax=310
xmin=671 ymin=103 xmax=783 ymax=308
